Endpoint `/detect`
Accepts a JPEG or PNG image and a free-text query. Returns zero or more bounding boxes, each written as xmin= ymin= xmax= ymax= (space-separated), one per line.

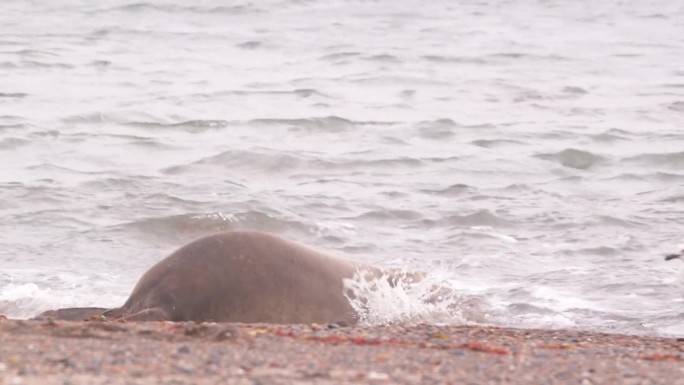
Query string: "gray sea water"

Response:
xmin=1 ymin=0 xmax=683 ymax=336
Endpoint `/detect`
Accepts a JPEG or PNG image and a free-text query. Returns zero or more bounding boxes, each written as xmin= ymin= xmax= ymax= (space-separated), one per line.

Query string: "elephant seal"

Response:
xmin=37 ymin=231 xmax=372 ymax=324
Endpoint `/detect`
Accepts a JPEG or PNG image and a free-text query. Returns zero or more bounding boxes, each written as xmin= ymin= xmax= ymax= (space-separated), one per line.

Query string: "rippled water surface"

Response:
xmin=1 ymin=0 xmax=683 ymax=335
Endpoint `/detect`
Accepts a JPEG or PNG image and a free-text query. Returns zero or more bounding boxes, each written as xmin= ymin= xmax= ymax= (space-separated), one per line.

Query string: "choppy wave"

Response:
xmin=471 ymin=138 xmax=524 ymax=148
xmin=161 ymin=150 xmax=305 ymax=175
xmin=250 ymin=116 xmax=357 ymax=132
xmin=123 ymin=116 xmax=392 ymax=133
xmin=422 ymin=55 xmax=486 ymax=64
xmin=437 ymin=210 xmax=514 ymax=228
xmin=416 ymin=118 xmax=457 ymax=139
xmin=604 ymin=172 xmax=684 ymax=183
xmin=0 ymin=92 xmax=28 ymax=98
xmin=588 ymin=130 xmax=632 ymax=143
xmin=420 ymin=183 xmax=474 ymax=197
xmin=2 ymin=0 xmax=684 ymax=336
xmin=353 ymin=209 xmax=424 ymax=222
xmin=90 ymin=3 xmax=262 ymax=15
xmin=535 ymin=148 xmax=604 ymax=169
xmin=623 ymin=151 xmax=684 ymax=168
xmin=128 ymin=119 xmax=231 ymax=132
xmin=115 ymin=211 xmax=317 ymax=240
xmin=0 ymin=137 xmax=30 ymax=149
xmin=162 ymin=149 xmax=427 ymax=176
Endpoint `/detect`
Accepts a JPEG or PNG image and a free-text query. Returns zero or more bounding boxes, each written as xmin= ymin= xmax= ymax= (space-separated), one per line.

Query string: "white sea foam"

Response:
xmin=344 ymin=269 xmax=488 ymax=326
xmin=0 ymin=271 xmax=129 ymax=319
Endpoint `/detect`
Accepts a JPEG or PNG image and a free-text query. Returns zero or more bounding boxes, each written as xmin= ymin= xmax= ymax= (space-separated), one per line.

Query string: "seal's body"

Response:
xmin=38 ymin=231 xmax=365 ymax=324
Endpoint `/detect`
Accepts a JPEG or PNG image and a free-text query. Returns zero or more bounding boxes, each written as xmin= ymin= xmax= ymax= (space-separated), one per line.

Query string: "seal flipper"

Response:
xmin=102 ymin=307 xmax=169 ymax=322
xmin=34 ymin=307 xmax=109 ymax=321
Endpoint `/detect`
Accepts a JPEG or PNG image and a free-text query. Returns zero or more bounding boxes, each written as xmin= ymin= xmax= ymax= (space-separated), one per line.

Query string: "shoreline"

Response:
xmin=1 ymin=318 xmax=683 ymax=384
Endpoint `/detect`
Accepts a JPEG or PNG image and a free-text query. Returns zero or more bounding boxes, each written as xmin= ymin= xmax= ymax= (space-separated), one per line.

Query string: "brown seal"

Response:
xmin=37 ymin=231 xmax=370 ymax=324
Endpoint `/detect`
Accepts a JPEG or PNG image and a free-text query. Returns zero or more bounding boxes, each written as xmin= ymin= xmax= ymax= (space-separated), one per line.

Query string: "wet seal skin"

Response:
xmin=37 ymin=231 xmax=385 ymax=325
xmin=37 ymin=307 xmax=109 ymax=321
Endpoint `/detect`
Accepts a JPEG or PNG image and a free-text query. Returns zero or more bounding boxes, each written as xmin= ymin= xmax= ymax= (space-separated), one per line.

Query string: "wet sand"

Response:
xmin=1 ymin=318 xmax=683 ymax=384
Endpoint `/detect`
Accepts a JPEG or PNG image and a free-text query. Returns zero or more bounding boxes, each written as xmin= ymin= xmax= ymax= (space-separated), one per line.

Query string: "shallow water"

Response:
xmin=1 ymin=0 xmax=683 ymax=336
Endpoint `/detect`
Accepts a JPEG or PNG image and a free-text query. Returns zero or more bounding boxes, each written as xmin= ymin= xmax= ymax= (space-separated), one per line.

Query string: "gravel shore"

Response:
xmin=1 ymin=318 xmax=683 ymax=385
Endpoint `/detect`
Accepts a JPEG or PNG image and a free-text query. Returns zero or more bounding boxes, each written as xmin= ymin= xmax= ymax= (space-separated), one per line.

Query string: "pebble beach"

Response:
xmin=1 ymin=318 xmax=683 ymax=384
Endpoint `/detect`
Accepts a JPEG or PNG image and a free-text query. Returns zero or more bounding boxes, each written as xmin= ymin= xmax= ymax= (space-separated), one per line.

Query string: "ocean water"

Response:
xmin=1 ymin=0 xmax=683 ymax=336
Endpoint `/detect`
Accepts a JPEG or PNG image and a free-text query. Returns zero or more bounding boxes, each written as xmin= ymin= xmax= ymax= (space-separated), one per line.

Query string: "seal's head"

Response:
xmin=665 ymin=250 xmax=684 ymax=261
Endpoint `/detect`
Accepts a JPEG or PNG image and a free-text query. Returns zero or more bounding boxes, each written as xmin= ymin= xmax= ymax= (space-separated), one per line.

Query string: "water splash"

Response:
xmin=343 ymin=269 xmax=488 ymax=325
xmin=0 ymin=281 xmax=57 ymax=319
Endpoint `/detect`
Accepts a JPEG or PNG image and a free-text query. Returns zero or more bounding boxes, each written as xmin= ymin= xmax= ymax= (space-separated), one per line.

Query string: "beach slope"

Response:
xmin=1 ymin=319 xmax=683 ymax=384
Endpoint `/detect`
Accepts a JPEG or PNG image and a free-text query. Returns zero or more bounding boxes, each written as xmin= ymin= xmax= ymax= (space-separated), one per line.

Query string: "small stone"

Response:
xmin=375 ymin=354 xmax=390 ymax=362
xmin=111 ymin=349 xmax=127 ymax=356
xmin=330 ymin=369 xmax=354 ymax=379
xmin=47 ymin=355 xmax=74 ymax=368
xmin=310 ymin=323 xmax=322 ymax=331
xmin=6 ymin=355 xmax=21 ymax=366
xmin=207 ymin=353 xmax=222 ymax=366
xmin=230 ymin=367 xmax=246 ymax=376
xmin=175 ymin=363 xmax=194 ymax=375
xmin=212 ymin=325 xmax=239 ymax=341
xmin=368 ymin=371 xmax=390 ymax=381
xmin=183 ymin=322 xmax=200 ymax=335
